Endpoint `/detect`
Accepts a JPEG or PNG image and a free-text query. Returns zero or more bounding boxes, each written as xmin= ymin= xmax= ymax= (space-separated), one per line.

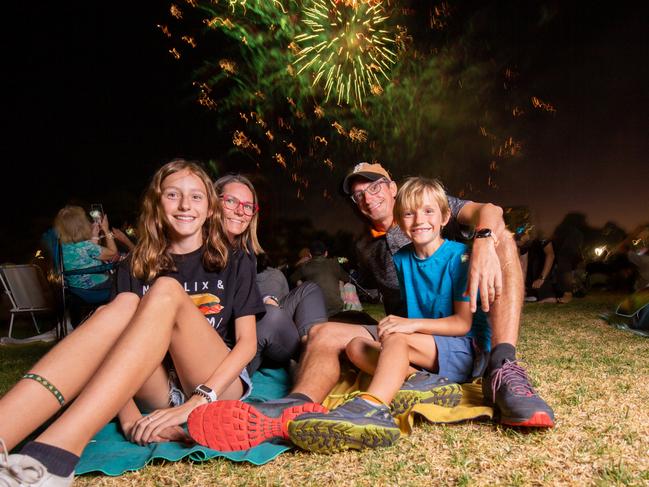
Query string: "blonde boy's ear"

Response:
xmin=442 ymin=210 xmax=451 ymax=227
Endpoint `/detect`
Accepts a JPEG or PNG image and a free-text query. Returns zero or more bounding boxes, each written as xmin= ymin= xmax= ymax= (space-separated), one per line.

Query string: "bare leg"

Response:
xmin=0 ymin=293 xmax=140 ymax=451
xmin=345 ymin=337 xmax=381 ymax=375
xmin=292 ymin=322 xmax=373 ymax=403
xmin=346 ymin=337 xmax=419 ymax=378
xmin=363 ymin=335 xmax=410 ymax=404
xmin=347 ymin=334 xmax=438 ymax=405
xmin=490 ymin=233 xmax=523 ymax=347
xmin=34 ymin=277 xmax=240 ymax=455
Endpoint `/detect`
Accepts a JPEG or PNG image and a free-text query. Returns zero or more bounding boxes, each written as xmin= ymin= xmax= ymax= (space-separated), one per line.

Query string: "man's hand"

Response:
xmin=466 ymin=238 xmax=503 ymax=312
xmin=532 ymin=278 xmax=544 ymax=289
xmin=377 ymin=315 xmax=420 ymax=340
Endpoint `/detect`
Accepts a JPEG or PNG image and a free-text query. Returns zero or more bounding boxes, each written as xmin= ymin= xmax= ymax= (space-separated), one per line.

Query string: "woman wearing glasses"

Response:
xmin=214 ymin=174 xmax=329 ymax=375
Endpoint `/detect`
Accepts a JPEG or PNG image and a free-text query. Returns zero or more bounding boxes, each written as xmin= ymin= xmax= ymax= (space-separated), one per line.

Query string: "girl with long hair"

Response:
xmin=0 ymin=159 xmax=264 ymax=485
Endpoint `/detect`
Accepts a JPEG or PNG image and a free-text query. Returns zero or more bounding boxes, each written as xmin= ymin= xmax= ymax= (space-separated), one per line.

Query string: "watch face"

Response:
xmin=198 ymin=385 xmax=213 ymax=394
xmin=476 ymin=228 xmax=492 ymax=238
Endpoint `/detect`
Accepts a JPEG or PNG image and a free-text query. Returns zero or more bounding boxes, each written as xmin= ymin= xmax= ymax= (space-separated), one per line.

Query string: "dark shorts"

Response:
xmin=328 ymin=310 xmax=379 ymax=339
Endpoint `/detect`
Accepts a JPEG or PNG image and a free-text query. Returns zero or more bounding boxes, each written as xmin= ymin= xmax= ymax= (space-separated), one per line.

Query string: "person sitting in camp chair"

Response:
xmin=53 ymin=206 xmax=129 ymax=298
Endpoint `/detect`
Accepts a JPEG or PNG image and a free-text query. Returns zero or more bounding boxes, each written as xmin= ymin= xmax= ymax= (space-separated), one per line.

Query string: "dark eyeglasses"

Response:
xmin=220 ymin=195 xmax=259 ymax=216
xmin=350 ymin=178 xmax=389 ymax=204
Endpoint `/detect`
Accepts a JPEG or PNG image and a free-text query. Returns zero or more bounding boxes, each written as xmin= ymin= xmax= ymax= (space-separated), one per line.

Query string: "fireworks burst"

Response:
xmin=293 ymin=0 xmax=398 ymax=107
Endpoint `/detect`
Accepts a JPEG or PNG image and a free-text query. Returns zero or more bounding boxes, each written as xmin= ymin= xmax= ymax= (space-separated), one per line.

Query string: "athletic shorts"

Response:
xmin=432 ymin=335 xmax=475 ymax=384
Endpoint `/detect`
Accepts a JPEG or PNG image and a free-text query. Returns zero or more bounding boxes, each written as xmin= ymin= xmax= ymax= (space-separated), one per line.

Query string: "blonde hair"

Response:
xmin=214 ymin=174 xmax=264 ymax=255
xmin=394 ymin=177 xmax=450 ymax=229
xmin=54 ymin=206 xmax=93 ymax=243
xmin=130 ymin=159 xmax=229 ymax=281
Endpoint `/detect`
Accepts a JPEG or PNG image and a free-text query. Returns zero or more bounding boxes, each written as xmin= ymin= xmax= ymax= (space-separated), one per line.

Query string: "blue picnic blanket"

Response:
xmin=76 ymin=367 xmax=292 ymax=476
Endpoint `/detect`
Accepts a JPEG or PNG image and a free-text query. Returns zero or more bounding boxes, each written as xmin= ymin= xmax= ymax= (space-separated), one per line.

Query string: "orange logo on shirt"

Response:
xmin=191 ymin=293 xmax=224 ymax=315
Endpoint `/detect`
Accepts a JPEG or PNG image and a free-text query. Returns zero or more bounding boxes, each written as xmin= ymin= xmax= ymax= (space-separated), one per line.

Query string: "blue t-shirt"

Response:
xmin=62 ymin=240 xmax=110 ymax=289
xmin=393 ymin=240 xmax=491 ymax=351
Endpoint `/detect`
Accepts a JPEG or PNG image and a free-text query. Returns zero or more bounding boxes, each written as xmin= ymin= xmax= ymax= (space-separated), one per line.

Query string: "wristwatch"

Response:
xmin=193 ymin=384 xmax=218 ymax=403
xmin=474 ymin=228 xmax=493 ymax=239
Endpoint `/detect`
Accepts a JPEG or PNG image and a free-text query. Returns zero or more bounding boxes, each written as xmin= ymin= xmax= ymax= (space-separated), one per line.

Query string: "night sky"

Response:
xmin=4 ymin=1 xmax=648 ymax=263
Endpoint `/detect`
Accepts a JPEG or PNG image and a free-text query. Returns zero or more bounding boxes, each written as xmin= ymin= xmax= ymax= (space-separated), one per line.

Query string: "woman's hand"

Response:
xmin=91 ymin=222 xmax=101 ymax=240
xmin=100 ymin=213 xmax=110 ymax=233
xmin=127 ymin=397 xmax=204 ymax=445
xmin=377 ymin=315 xmax=420 ymax=340
xmin=532 ymin=278 xmax=545 ymax=289
xmin=111 ymin=227 xmax=129 ymax=244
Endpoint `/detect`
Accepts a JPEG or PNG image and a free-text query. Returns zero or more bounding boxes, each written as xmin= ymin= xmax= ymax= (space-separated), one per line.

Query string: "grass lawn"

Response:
xmin=1 ymin=292 xmax=648 ymax=485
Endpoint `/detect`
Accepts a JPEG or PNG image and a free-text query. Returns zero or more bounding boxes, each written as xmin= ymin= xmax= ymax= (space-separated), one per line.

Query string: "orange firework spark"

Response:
xmin=170 ymin=4 xmax=183 ymax=19
xmin=313 ymin=105 xmax=325 ymax=118
xmin=265 ymin=130 xmax=274 ymax=141
xmin=323 ymin=158 xmax=334 ymax=170
xmin=158 ymin=24 xmax=171 ymax=38
xmin=169 ymin=48 xmax=181 ymax=59
xmin=219 ymin=59 xmax=237 ymax=74
xmin=315 ymin=136 xmax=328 ymax=146
xmin=531 ymin=96 xmax=557 ymax=113
xmin=273 ymin=153 xmax=287 ymax=168
xmin=332 ymin=121 xmax=347 ymax=136
xmin=185 ymin=0 xmax=197 ymax=6
xmin=233 ymin=130 xmax=260 ymax=154
xmin=182 ymin=36 xmax=197 ymax=48
xmin=239 ymin=112 xmax=249 ymax=123
xmin=349 ymin=127 xmax=368 ymax=142
xmin=205 ymin=17 xmax=235 ymax=29
xmin=512 ymin=106 xmax=524 ymax=117
xmin=194 ymin=81 xmax=217 ymax=110
xmin=285 ymin=142 xmax=297 ymax=154
xmin=429 ymin=2 xmax=451 ymax=30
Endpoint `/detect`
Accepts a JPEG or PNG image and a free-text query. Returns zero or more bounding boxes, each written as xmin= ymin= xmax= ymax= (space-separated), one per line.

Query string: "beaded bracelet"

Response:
xmin=22 ymin=373 xmax=65 ymax=406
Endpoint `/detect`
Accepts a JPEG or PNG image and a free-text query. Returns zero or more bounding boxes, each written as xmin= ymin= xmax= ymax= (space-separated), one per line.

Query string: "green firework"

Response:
xmin=294 ymin=0 xmax=397 ymax=107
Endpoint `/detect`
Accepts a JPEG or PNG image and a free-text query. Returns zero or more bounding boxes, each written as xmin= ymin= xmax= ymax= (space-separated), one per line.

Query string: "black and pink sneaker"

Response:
xmin=187 ymin=398 xmax=327 ymax=451
xmin=483 ymin=360 xmax=555 ymax=428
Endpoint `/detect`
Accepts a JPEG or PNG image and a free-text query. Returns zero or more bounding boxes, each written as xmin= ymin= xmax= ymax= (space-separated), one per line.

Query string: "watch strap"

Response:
xmin=193 ymin=384 xmax=217 ymax=403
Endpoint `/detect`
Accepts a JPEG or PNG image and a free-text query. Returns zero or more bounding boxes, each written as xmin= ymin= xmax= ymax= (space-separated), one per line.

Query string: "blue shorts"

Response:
xmin=432 ymin=335 xmax=475 ymax=384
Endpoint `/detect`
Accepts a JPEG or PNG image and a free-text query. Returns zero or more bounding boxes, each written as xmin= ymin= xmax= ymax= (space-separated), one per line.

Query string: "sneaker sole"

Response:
xmin=391 ymin=383 xmax=463 ymax=416
xmin=187 ymin=400 xmax=327 ymax=451
xmin=288 ymin=418 xmax=400 ymax=453
xmin=499 ymin=411 xmax=555 ymax=428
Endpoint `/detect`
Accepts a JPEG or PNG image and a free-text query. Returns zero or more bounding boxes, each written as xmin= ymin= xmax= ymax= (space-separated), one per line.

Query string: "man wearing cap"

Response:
xmin=289 ymin=162 xmax=553 ymax=428
xmin=191 ymin=163 xmax=553 ymax=453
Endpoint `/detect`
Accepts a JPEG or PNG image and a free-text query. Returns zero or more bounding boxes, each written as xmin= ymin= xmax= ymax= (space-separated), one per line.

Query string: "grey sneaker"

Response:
xmin=0 ymin=441 xmax=73 ymax=487
xmin=288 ymin=395 xmax=400 ymax=453
xmin=390 ymin=371 xmax=463 ymax=416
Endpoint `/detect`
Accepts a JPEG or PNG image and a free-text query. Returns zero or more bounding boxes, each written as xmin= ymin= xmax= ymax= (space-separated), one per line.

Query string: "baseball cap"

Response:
xmin=342 ymin=162 xmax=392 ymax=195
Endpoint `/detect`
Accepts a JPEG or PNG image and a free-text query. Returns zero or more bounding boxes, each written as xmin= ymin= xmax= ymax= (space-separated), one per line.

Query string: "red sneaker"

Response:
xmin=188 ymin=398 xmax=327 ymax=451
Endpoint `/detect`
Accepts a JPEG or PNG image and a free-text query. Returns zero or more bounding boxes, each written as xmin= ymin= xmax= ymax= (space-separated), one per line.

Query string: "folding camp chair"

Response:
xmin=41 ymin=228 xmax=116 ymax=338
xmin=0 ymin=264 xmax=56 ymax=339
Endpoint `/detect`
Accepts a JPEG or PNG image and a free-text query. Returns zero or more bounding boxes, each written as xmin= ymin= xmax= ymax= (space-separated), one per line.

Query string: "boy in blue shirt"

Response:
xmin=289 ymin=177 xmax=490 ymax=453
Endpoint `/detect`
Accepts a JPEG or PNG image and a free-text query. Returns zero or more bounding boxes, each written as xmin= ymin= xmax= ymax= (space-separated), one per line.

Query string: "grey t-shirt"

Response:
xmin=256 ymin=267 xmax=290 ymax=300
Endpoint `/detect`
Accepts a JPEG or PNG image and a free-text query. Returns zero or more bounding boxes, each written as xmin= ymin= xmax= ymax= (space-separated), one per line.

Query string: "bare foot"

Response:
xmin=538 ymin=297 xmax=558 ymax=303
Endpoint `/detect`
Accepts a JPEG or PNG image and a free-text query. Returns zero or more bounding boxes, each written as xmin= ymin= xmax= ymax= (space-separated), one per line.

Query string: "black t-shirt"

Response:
xmin=114 ymin=247 xmax=265 ymax=348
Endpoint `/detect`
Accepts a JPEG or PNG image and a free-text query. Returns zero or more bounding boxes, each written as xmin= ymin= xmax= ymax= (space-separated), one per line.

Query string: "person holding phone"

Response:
xmin=53 ymin=205 xmax=119 ymax=291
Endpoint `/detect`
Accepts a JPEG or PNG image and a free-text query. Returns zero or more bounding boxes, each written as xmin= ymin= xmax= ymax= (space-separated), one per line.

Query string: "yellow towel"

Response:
xmin=323 ymin=366 xmax=493 ymax=435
